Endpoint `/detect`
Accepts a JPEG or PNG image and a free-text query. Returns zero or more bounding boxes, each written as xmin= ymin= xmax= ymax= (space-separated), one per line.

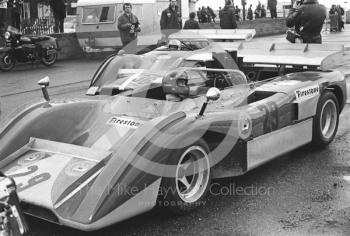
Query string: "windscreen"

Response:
xmin=91 ymin=55 xmax=183 ymax=88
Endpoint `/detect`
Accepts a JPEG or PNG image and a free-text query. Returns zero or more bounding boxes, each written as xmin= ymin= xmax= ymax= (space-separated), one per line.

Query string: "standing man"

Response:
xmin=286 ymin=0 xmax=326 ymax=44
xmin=220 ymin=0 xmax=237 ymax=29
xmin=261 ymin=5 xmax=267 ymax=18
xmin=118 ymin=3 xmax=140 ymax=51
xmin=49 ymin=0 xmax=66 ymax=33
xmin=235 ymin=5 xmax=241 ymax=22
xmin=207 ymin=6 xmax=216 ymax=23
xmin=200 ymin=6 xmax=208 ymax=23
xmin=267 ymin=0 xmax=277 ymax=19
xmin=160 ymin=0 xmax=182 ymax=39
xmin=197 ymin=7 xmax=202 ymax=23
xmin=247 ymin=4 xmax=253 ymax=20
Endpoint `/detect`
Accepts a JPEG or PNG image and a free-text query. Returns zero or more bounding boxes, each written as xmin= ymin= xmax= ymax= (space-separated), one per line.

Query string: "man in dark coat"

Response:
xmin=49 ymin=0 xmax=66 ymax=33
xmin=200 ymin=6 xmax=208 ymax=23
xmin=184 ymin=12 xmax=200 ymax=29
xmin=118 ymin=3 xmax=140 ymax=52
xmin=336 ymin=5 xmax=345 ymax=31
xmin=247 ymin=4 xmax=253 ymax=20
xmin=160 ymin=0 xmax=182 ymax=38
xmin=197 ymin=7 xmax=202 ymax=23
xmin=235 ymin=6 xmax=241 ymax=21
xmin=220 ymin=0 xmax=237 ymax=29
xmin=286 ymin=0 xmax=326 ymax=44
xmin=261 ymin=5 xmax=266 ymax=18
xmin=267 ymin=0 xmax=277 ymax=19
xmin=207 ymin=6 xmax=216 ymax=23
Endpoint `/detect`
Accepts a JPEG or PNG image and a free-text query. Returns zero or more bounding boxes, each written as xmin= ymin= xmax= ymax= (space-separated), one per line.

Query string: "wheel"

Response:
xmin=159 ymin=139 xmax=211 ymax=215
xmin=312 ymin=91 xmax=339 ymax=147
xmin=41 ymin=50 xmax=57 ymax=66
xmin=0 ymin=52 xmax=15 ymax=72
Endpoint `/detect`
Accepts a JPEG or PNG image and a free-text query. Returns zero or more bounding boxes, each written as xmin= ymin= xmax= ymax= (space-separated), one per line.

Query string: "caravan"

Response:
xmin=76 ymin=0 xmax=171 ymax=53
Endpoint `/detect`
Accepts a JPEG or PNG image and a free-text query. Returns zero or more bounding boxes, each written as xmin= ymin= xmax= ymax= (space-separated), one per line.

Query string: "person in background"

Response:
xmin=200 ymin=6 xmax=208 ymax=23
xmin=267 ymin=0 xmax=277 ymax=19
xmin=329 ymin=4 xmax=337 ymax=15
xmin=255 ymin=3 xmax=262 ymax=19
xmin=49 ymin=0 xmax=66 ymax=33
xmin=219 ymin=7 xmax=223 ymax=20
xmin=261 ymin=5 xmax=267 ymax=18
xmin=286 ymin=0 xmax=326 ymax=44
xmin=197 ymin=7 xmax=202 ymax=23
xmin=207 ymin=6 xmax=216 ymax=23
xmin=220 ymin=0 xmax=237 ymax=29
xmin=247 ymin=4 xmax=253 ymax=20
xmin=184 ymin=12 xmax=200 ymax=29
xmin=336 ymin=5 xmax=345 ymax=31
xmin=118 ymin=2 xmax=140 ymax=50
xmin=160 ymin=0 xmax=182 ymax=38
xmin=235 ymin=5 xmax=241 ymax=21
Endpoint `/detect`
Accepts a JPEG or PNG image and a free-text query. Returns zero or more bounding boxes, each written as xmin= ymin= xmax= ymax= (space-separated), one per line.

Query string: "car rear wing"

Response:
xmin=169 ymin=29 xmax=256 ymax=42
xmin=185 ymin=42 xmax=345 ymax=71
xmin=232 ymin=42 xmax=345 ymax=71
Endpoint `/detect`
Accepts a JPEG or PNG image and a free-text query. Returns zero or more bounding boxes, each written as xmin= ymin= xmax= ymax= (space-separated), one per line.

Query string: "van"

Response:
xmin=76 ymin=0 xmax=171 ymax=53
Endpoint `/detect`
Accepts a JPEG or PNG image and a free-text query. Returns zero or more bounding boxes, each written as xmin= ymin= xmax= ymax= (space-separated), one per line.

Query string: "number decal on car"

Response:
xmin=8 ymin=165 xmax=51 ymax=192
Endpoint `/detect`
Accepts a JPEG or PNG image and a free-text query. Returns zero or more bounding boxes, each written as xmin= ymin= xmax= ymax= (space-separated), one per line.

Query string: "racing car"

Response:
xmin=0 ymin=42 xmax=347 ymax=232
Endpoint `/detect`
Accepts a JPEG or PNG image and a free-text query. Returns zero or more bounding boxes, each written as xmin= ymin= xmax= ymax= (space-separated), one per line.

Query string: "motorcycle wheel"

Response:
xmin=0 ymin=53 xmax=16 ymax=72
xmin=41 ymin=51 xmax=57 ymax=66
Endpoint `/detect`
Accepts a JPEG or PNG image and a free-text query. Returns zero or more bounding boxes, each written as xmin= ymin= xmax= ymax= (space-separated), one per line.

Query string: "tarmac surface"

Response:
xmin=0 ymin=25 xmax=350 ymax=236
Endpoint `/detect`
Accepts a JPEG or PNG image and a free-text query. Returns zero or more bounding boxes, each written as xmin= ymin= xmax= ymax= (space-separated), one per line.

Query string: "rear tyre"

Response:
xmin=0 ymin=52 xmax=15 ymax=72
xmin=41 ymin=50 xmax=57 ymax=66
xmin=312 ymin=91 xmax=339 ymax=148
xmin=159 ymin=139 xmax=211 ymax=215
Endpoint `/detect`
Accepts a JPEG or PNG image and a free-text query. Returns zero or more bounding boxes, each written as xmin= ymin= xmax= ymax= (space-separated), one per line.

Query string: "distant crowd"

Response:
xmin=196 ymin=0 xmax=278 ymax=24
xmin=329 ymin=4 xmax=345 ymax=32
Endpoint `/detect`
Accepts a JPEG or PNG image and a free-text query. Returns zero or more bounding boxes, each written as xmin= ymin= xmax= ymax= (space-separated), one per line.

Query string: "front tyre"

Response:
xmin=0 ymin=52 xmax=16 ymax=72
xmin=312 ymin=91 xmax=339 ymax=148
xmin=159 ymin=139 xmax=211 ymax=215
xmin=41 ymin=49 xmax=57 ymax=66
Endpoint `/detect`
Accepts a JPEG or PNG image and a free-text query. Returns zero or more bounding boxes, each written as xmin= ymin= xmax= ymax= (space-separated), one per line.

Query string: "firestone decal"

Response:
xmin=107 ymin=117 xmax=143 ymax=129
xmin=295 ymin=85 xmax=320 ymax=102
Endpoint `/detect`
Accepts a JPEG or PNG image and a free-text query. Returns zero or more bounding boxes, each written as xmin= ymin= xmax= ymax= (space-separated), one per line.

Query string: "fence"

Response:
xmin=21 ymin=17 xmax=55 ymax=35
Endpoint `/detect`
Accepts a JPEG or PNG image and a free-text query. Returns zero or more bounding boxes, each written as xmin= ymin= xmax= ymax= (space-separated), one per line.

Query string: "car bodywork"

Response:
xmin=0 ymin=43 xmax=347 ymax=231
xmin=155 ymin=29 xmax=256 ymax=52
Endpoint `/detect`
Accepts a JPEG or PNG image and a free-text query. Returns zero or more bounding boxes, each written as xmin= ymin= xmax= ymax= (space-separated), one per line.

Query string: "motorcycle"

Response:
xmin=0 ymin=27 xmax=59 ymax=72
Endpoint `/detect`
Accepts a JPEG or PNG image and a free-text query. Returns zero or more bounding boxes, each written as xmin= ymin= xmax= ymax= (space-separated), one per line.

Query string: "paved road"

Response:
xmin=1 ymin=27 xmax=350 ymax=236
xmin=0 ymin=59 xmax=102 ymax=122
xmin=0 ymin=59 xmax=100 ymax=97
